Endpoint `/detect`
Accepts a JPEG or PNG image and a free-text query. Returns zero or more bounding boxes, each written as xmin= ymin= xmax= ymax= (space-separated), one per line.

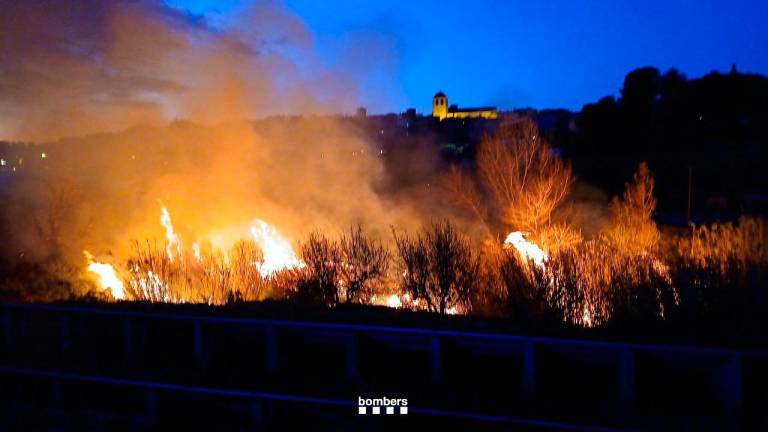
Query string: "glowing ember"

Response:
xmin=386 ymin=294 xmax=402 ymax=308
xmin=249 ymin=219 xmax=304 ymax=277
xmin=582 ymin=304 xmax=593 ymax=328
xmin=159 ymin=205 xmax=182 ymax=262
xmin=83 ymin=251 xmax=125 ymax=300
xmin=503 ymin=231 xmax=547 ymax=268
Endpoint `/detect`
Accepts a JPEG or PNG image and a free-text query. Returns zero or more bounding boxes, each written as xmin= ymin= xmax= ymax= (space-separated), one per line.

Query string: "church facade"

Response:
xmin=432 ymin=91 xmax=498 ymax=121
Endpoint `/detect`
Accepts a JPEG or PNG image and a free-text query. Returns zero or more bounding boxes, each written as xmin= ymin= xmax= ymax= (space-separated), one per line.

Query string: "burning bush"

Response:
xmin=338 ymin=226 xmax=390 ymax=303
xmin=124 ymin=237 xmax=289 ymax=305
xmin=446 ymin=118 xmax=574 ymax=244
xmin=477 ymin=244 xmax=550 ymax=320
xmin=295 ymin=231 xmax=342 ymax=306
xmin=293 ymin=227 xmax=390 ymax=306
xmin=676 ymin=216 xmax=768 ymax=273
xmin=393 ymin=221 xmax=480 ymax=315
xmin=667 ymin=217 xmax=768 ymax=328
xmin=544 ymin=240 xmax=677 ymax=326
xmin=606 ymin=162 xmax=660 ymax=256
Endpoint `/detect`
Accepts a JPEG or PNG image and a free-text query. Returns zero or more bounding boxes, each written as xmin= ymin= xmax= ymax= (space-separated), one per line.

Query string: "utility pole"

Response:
xmin=688 ymin=166 xmax=694 ymax=255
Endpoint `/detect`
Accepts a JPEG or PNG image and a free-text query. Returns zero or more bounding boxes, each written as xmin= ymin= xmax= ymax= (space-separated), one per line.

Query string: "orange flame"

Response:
xmin=249 ymin=219 xmax=304 ymax=277
xmin=84 ymin=251 xmax=125 ymax=300
xmin=504 ymin=231 xmax=547 ymax=268
xmin=159 ymin=205 xmax=182 ymax=262
xmin=192 ymin=242 xmax=202 ymax=263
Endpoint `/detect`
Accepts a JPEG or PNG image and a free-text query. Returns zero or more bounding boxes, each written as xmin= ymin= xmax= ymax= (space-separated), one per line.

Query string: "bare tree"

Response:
xmin=607 ymin=162 xmax=660 ymax=255
xmin=444 ymin=165 xmax=493 ymax=237
xmin=297 ymin=231 xmax=341 ymax=305
xmin=229 ymin=239 xmax=266 ymax=301
xmin=446 ymin=118 xmax=573 ymax=239
xmin=31 ymin=178 xmax=82 ymax=261
xmin=393 ymin=221 xmax=480 ymax=315
xmin=478 ymin=118 xmax=573 ymax=232
xmin=338 ymin=225 xmax=389 ymax=303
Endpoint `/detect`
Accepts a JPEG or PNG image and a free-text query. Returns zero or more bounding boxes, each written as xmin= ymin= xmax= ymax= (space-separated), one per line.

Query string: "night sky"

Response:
xmin=167 ymin=0 xmax=768 ymax=114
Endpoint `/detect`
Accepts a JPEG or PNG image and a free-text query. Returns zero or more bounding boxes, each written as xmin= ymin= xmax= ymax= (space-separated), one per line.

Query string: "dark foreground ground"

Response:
xmin=1 ymin=300 xmax=766 ymax=431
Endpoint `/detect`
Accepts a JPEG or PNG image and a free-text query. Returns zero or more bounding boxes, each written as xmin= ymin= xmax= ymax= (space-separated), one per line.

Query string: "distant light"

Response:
xmin=0 ymin=159 xmax=5 ymax=166
xmin=131 ymin=155 xmax=136 ymax=160
xmin=41 ymin=152 xmax=47 ymax=159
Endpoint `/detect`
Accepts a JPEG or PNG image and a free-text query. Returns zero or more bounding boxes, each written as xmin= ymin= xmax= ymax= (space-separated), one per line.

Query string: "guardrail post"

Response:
xmin=2 ymin=306 xmax=11 ymax=351
xmin=522 ymin=342 xmax=536 ymax=394
xmin=617 ymin=349 xmax=636 ymax=406
xmin=51 ymin=379 xmax=63 ymax=408
xmin=265 ymin=326 xmax=279 ymax=373
xmin=59 ymin=315 xmax=72 ymax=353
xmin=123 ymin=319 xmax=134 ymax=360
xmin=146 ymin=390 xmax=158 ymax=420
xmin=193 ymin=322 xmax=205 ymax=366
xmin=345 ymin=334 xmax=359 ymax=379
xmin=251 ymin=400 xmax=265 ymax=427
xmin=715 ymin=355 xmax=743 ymax=411
xmin=431 ymin=336 xmax=442 ymax=382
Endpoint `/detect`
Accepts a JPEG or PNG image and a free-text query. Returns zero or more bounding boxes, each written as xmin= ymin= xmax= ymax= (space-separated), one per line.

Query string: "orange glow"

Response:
xmin=386 ymin=294 xmax=402 ymax=308
xmin=159 ymin=205 xmax=181 ymax=262
xmin=504 ymin=231 xmax=547 ymax=268
xmin=249 ymin=219 xmax=304 ymax=277
xmin=84 ymin=251 xmax=125 ymax=300
xmin=192 ymin=242 xmax=202 ymax=263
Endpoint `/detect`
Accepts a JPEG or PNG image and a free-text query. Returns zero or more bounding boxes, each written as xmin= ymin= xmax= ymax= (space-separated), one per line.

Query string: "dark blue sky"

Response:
xmin=168 ymin=0 xmax=768 ymax=113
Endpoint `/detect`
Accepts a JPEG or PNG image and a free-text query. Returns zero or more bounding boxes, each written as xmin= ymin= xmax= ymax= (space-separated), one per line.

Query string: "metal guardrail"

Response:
xmin=1 ymin=300 xmax=765 ymax=429
xmin=2 ymin=301 xmax=767 ymax=358
xmin=0 ymin=365 xmax=627 ymax=431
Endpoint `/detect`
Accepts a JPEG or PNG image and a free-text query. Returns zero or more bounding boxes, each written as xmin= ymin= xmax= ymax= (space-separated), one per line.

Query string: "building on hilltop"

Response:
xmin=432 ymin=91 xmax=498 ymax=121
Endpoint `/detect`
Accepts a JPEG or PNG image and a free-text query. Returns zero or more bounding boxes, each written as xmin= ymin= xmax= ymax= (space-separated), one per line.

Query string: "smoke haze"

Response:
xmin=0 ymin=0 xmax=424 ymax=267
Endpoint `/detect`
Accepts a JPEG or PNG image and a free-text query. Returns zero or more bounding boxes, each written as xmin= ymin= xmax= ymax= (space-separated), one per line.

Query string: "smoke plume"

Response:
xmin=0 ymin=0 xmax=420 ymax=267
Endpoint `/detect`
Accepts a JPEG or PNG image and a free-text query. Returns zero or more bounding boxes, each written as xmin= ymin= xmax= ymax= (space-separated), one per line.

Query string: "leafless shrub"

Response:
xmin=125 ymin=240 xmax=182 ymax=303
xmin=445 ymin=118 xmax=574 ymax=253
xmin=338 ymin=225 xmax=389 ymax=303
xmin=606 ymin=162 xmax=660 ymax=256
xmin=393 ymin=221 xmax=480 ymax=315
xmin=533 ymin=223 xmax=583 ymax=255
xmin=197 ymin=252 xmax=233 ymax=305
xmin=229 ymin=239 xmax=268 ymax=301
xmin=676 ymin=216 xmax=767 ymax=273
xmin=296 ymin=231 xmax=341 ymax=306
xmin=668 ymin=217 xmax=768 ymax=321
xmin=477 ymin=118 xmax=573 ymax=233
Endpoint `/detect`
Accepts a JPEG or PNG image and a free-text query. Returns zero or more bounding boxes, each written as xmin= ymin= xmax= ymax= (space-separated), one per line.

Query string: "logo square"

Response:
xmin=400 ymin=406 xmax=408 ymax=414
xmin=372 ymin=406 xmax=381 ymax=414
xmin=358 ymin=407 xmax=366 ymax=414
xmin=386 ymin=406 xmax=394 ymax=414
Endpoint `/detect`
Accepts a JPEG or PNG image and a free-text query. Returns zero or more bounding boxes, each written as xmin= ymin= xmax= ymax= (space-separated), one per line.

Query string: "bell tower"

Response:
xmin=432 ymin=91 xmax=448 ymax=120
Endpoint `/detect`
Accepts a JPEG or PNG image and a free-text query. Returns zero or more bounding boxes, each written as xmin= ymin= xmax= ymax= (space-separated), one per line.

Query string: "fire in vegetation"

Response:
xmin=97 ymin=206 xmax=308 ymax=305
xmin=503 ymin=232 xmax=547 ymax=269
xmin=3 ymin=119 xmax=766 ymax=330
xmin=83 ymin=251 xmax=125 ymax=300
xmin=250 ymin=220 xmax=305 ymax=278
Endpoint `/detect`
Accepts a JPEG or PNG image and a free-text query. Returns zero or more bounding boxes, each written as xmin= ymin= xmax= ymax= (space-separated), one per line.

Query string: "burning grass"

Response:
xmin=65 ymin=203 xmax=766 ymax=331
xmin=1 ymin=120 xmax=766 ymax=332
xmin=3 ymin=202 xmax=767 ymax=331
